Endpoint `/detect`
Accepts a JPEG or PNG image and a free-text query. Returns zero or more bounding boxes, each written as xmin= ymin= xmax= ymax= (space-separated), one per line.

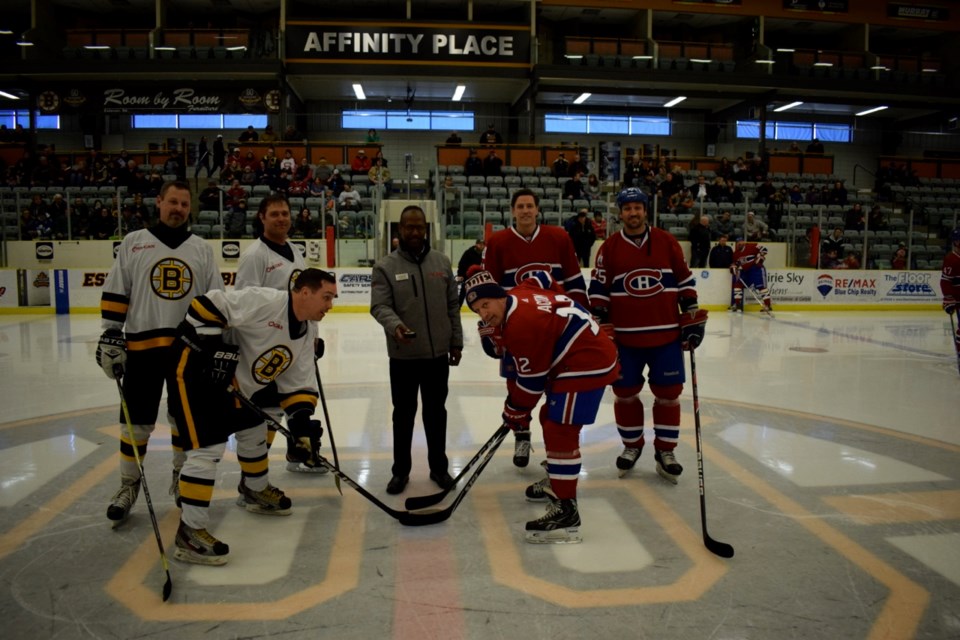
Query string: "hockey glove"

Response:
xmin=206 ymin=344 xmax=240 ymax=388
xmin=287 ymin=411 xmax=324 ymax=466
xmin=944 ymin=297 xmax=958 ymax=316
xmin=314 ymin=337 xmax=325 ymax=360
xmin=680 ymin=308 xmax=709 ymax=351
xmin=96 ymin=329 xmax=127 ymax=379
xmin=478 ymin=321 xmax=504 ymax=359
xmin=502 ymin=399 xmax=532 ymax=432
xmin=599 ymin=322 xmax=616 ymax=341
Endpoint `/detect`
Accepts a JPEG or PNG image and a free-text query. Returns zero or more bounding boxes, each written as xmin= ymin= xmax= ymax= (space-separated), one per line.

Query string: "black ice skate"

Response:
xmin=525 ymin=498 xmax=581 ymax=544
xmin=655 ymin=449 xmax=683 ymax=485
xmin=173 ymin=520 xmax=229 ymax=566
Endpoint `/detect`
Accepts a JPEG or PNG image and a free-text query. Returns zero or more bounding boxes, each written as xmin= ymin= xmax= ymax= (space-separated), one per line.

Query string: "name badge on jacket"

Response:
xmin=395 ymin=273 xmax=409 ymax=281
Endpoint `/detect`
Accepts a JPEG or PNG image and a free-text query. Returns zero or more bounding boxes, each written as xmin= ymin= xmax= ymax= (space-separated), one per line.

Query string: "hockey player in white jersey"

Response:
xmin=234 ymin=193 xmax=327 ymax=474
xmin=96 ymin=180 xmax=223 ymax=525
xmin=167 ymin=268 xmax=336 ymax=565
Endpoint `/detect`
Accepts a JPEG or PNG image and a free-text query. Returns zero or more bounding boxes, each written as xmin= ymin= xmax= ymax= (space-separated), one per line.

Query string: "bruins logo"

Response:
xmin=253 ymin=345 xmax=293 ymax=384
xmin=150 ymin=258 xmax=194 ymax=300
xmin=288 ymin=268 xmax=302 ymax=292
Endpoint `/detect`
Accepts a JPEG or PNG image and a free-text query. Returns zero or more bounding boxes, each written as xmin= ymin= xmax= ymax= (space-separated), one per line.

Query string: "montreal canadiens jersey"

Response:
xmin=235 ymin=237 xmax=305 ymax=292
xmin=941 ymin=250 xmax=960 ymax=301
xmin=733 ymin=243 xmax=768 ymax=271
xmin=186 ymin=287 xmax=318 ymax=416
xmin=500 ymin=276 xmax=619 ymax=409
xmin=588 ymin=227 xmax=697 ymax=348
xmin=483 ymin=224 xmax=587 ymax=306
xmin=100 ymin=227 xmax=223 ymax=350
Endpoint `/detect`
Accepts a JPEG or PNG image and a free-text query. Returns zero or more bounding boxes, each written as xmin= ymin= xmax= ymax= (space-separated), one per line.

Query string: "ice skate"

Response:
xmin=513 ymin=433 xmax=532 ymax=468
xmin=655 ymin=449 xmax=683 ymax=485
xmin=236 ymin=479 xmax=292 ymax=516
xmin=525 ymin=498 xmax=582 ymax=544
xmin=107 ymin=477 xmax=140 ymax=526
xmin=285 ymin=460 xmax=330 ymax=474
xmin=525 ymin=461 xmax=555 ymax=502
xmin=173 ymin=520 xmax=229 ymax=566
xmin=616 ymin=446 xmax=641 ymax=478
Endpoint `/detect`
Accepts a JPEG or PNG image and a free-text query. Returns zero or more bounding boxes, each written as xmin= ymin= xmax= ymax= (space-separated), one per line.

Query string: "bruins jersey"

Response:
xmin=235 ymin=237 xmax=305 ymax=292
xmin=101 ymin=228 xmax=223 ymax=351
xmin=186 ymin=287 xmax=318 ymax=417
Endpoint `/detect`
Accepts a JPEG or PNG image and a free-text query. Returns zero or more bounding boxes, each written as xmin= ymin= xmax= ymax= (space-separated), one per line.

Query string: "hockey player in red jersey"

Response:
xmin=481 ymin=188 xmax=588 ymax=468
xmin=588 ymin=187 xmax=707 ymax=483
xmin=730 ymin=241 xmax=771 ymax=313
xmin=941 ymin=227 xmax=960 ymax=364
xmin=465 ymin=268 xmax=619 ymax=543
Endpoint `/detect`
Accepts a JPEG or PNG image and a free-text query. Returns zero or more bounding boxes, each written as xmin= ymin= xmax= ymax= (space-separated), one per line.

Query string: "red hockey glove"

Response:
xmin=944 ymin=297 xmax=958 ymax=316
xmin=478 ymin=321 xmax=504 ymax=358
xmin=502 ymin=399 xmax=532 ymax=432
xmin=680 ymin=308 xmax=709 ymax=351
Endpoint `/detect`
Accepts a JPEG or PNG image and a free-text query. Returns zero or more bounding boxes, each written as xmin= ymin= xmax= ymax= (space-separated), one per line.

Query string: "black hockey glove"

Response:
xmin=680 ymin=308 xmax=709 ymax=351
xmin=206 ymin=344 xmax=240 ymax=388
xmin=287 ymin=411 xmax=324 ymax=466
xmin=314 ymin=337 xmax=325 ymax=360
xmin=96 ymin=329 xmax=127 ymax=379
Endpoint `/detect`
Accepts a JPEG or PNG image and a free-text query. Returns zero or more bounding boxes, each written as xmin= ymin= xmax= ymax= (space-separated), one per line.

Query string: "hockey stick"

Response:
xmin=115 ymin=372 xmax=173 ymax=602
xmin=227 ymin=385 xmax=409 ymax=521
xmin=405 ymin=424 xmax=511 ymax=511
xmin=396 ymin=425 xmax=511 ymax=527
xmin=314 ymin=363 xmax=342 ymax=496
xmin=738 ymin=275 xmax=774 ymax=318
xmin=951 ymin=313 xmax=960 ymax=376
xmin=688 ymin=350 xmax=735 ymax=559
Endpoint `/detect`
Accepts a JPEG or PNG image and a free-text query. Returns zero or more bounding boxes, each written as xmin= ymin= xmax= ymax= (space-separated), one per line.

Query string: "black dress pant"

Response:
xmin=389 ymin=356 xmax=450 ymax=477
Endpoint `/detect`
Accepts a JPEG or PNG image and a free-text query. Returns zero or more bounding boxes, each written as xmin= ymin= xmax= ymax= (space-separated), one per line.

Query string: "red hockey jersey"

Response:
xmin=942 ymin=249 xmax=960 ymax=303
xmin=732 ymin=243 xmax=768 ymax=271
xmin=500 ymin=276 xmax=619 ymax=410
xmin=588 ymin=228 xmax=697 ymax=348
xmin=483 ymin=224 xmax=587 ymax=306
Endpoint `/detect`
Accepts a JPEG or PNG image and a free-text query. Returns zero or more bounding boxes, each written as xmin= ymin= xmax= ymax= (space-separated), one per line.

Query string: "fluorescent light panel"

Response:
xmin=84 ymin=45 xmax=110 ymax=50
xmin=0 ymin=91 xmax=20 ymax=100
xmin=0 ymin=30 xmax=13 ymax=35
xmin=663 ymin=96 xmax=686 ymax=108
xmin=452 ymin=85 xmax=466 ymax=102
xmin=573 ymin=92 xmax=591 ymax=105
xmin=16 ymin=41 xmax=33 ymax=46
xmin=774 ymin=101 xmax=803 ymax=112
xmin=226 ymin=46 xmax=246 ymax=51
xmin=564 ymin=54 xmax=583 ymax=59
xmin=813 ymin=62 xmax=833 ymax=67
xmin=690 ymin=58 xmax=712 ymax=64
xmin=776 ymin=48 xmax=795 ymax=53
xmin=352 ymin=83 xmax=366 ymax=100
xmin=754 ymin=59 xmax=775 ymax=65
xmin=855 ymin=105 xmax=888 ymax=117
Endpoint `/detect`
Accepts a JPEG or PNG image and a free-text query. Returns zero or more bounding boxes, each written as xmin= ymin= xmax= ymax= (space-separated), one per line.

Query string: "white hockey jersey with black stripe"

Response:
xmin=235 ymin=238 xmax=305 ymax=292
xmin=100 ymin=228 xmax=223 ymax=350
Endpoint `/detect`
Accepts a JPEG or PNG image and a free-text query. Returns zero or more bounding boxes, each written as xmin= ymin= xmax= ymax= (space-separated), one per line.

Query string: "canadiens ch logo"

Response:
xmin=514 ymin=263 xmax=553 ymax=284
xmin=622 ymin=268 xmax=665 ymax=297
xmin=253 ymin=345 xmax=293 ymax=384
xmin=150 ymin=258 xmax=194 ymax=300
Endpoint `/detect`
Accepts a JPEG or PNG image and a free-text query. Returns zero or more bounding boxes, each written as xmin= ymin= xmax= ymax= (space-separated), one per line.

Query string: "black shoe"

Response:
xmin=386 ymin=475 xmax=409 ymax=495
xmin=429 ymin=470 xmax=456 ymax=490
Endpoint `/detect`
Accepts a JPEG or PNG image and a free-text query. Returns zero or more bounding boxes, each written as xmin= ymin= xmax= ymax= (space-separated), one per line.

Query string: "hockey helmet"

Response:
xmin=952 ymin=226 xmax=960 ymax=245
xmin=616 ymin=187 xmax=649 ymax=209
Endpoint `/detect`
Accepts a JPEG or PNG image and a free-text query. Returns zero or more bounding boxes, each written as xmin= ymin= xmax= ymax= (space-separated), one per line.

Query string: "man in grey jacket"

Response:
xmin=370 ymin=205 xmax=464 ymax=495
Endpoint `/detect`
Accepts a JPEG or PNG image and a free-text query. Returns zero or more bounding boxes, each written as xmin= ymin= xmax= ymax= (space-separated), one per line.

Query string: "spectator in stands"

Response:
xmin=212 ymin=135 xmax=226 ymax=176
xmin=240 ymin=164 xmax=257 ymax=186
xmin=194 ymin=136 xmax=211 ymax=178
xmin=373 ymin=149 xmax=389 ymax=168
xmin=891 ymin=245 xmax=908 ymax=269
xmin=445 ymin=131 xmax=462 ymax=146
xmin=220 ymin=160 xmax=239 ymax=185
xmin=709 ymin=233 xmax=734 ymax=268
xmin=369 ymin=157 xmax=392 ymax=199
xmin=711 ymin=209 xmax=735 ymax=240
xmin=479 ymin=123 xmax=502 ymax=145
xmin=120 ymin=206 xmax=145 ymax=235
xmin=585 ymin=173 xmax=601 ymax=201
xmin=716 ymin=157 xmax=734 ymax=181
xmin=199 ymin=180 xmax=223 ymax=211
xmin=464 ymin=149 xmax=484 ymax=177
xmin=260 ymin=125 xmax=277 ymax=143
xmin=552 ymin=152 xmax=570 ymax=178
xmin=308 ymin=176 xmax=326 ymax=196
xmin=145 ymin=171 xmax=164 ymax=197
xmin=868 ymin=205 xmax=888 ymax=231
xmin=279 ymin=149 xmax=297 ymax=173
xmin=314 ymin=157 xmax=333 ymax=184
xmin=788 ymin=184 xmax=803 ymax=205
xmin=592 ymin=211 xmax=607 ymax=239
xmin=669 ymin=187 xmax=695 ymax=214
xmin=131 ymin=193 xmax=151 ymax=225
xmin=226 ymin=180 xmax=246 ymax=208
xmin=567 ymin=208 xmax=596 ymax=268
xmin=689 ymin=215 xmax=711 ymax=268
xmin=327 ymin=169 xmax=345 ymax=196
xmin=844 ymin=203 xmax=864 ymax=231
xmin=744 ymin=211 xmax=769 ymax=242
xmin=71 ymin=196 xmax=90 ymax=239
xmin=287 ymin=172 xmax=310 ymax=196
xmin=262 ymin=147 xmax=280 ymax=178
xmin=351 ymin=149 xmax=371 ymax=173
xmin=225 ymin=203 xmax=246 ymax=239
xmin=28 ymin=194 xmax=46 ymax=219
xmin=827 ymin=181 xmax=848 ymax=206
xmin=805 ymin=184 xmax=821 ymax=205
xmin=293 ymin=207 xmax=318 ymax=239
xmin=691 ymin=174 xmax=710 ymax=201
xmin=788 ymin=142 xmax=801 ymax=154
xmin=657 ymin=171 xmax=681 ymax=208
xmin=483 ymin=148 xmax=503 ymax=176
xmin=806 ymin=138 xmax=824 ymax=154
xmin=568 ymin=152 xmax=588 ymax=177
xmin=563 ymin=171 xmax=586 ymax=201
xmin=239 ymin=125 xmax=259 ymax=142
xmin=721 ymin=178 xmax=744 ymax=204
xmin=19 ymin=209 xmax=40 ymax=239
xmin=756 ymin=177 xmax=776 ymax=204
xmin=365 ymin=128 xmax=380 ymax=143
xmin=90 ymin=206 xmax=116 ymax=240
xmin=766 ymin=189 xmax=785 ymax=234
xmin=323 ymin=188 xmax=337 ymax=217
xmin=821 ymin=226 xmax=845 ymax=259
xmin=283 ymin=124 xmax=303 ymax=141
xmin=821 ymin=247 xmax=841 ymax=268
xmin=842 ymin=250 xmax=861 ymax=269
xmin=338 ymin=182 xmax=362 ymax=212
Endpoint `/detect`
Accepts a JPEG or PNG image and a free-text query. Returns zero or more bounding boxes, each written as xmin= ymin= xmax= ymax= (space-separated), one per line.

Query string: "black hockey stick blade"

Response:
xmin=704 ymin=533 xmax=735 ymax=558
xmin=404 ymin=424 xmax=511 ymax=511
xmin=227 ymin=386 xmax=409 ymax=521
xmin=162 ymin=573 xmax=173 ymax=602
xmin=314 ymin=364 xmax=342 ymax=496
xmin=398 ymin=426 xmax=509 ymax=526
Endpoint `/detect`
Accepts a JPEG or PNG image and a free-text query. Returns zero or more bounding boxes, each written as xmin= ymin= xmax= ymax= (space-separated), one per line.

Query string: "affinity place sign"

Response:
xmin=286 ymin=22 xmax=530 ymax=66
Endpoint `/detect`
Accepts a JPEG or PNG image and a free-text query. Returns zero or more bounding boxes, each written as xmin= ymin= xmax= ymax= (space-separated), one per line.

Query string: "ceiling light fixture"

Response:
xmin=226 ymin=46 xmax=246 ymax=51
xmin=690 ymin=58 xmax=713 ymax=64
xmin=870 ymin=65 xmax=888 ymax=71
xmin=664 ymin=96 xmax=686 ymax=108
xmin=573 ymin=92 xmax=591 ymax=105
xmin=564 ymin=54 xmax=583 ymax=60
xmin=352 ymin=84 xmax=366 ymax=100
xmin=154 ymin=46 xmax=175 ymax=51
xmin=632 ymin=55 xmax=653 ymax=60
xmin=855 ymin=105 xmax=888 ymax=117
xmin=452 ymin=85 xmax=466 ymax=102
xmin=84 ymin=45 xmax=111 ymax=50
xmin=755 ymin=59 xmax=775 ymax=65
xmin=774 ymin=101 xmax=803 ymax=112
xmin=813 ymin=62 xmax=833 ymax=67
xmin=0 ymin=30 xmax=13 ymax=35
xmin=0 ymin=91 xmax=20 ymax=100
xmin=776 ymin=48 xmax=795 ymax=53
xmin=16 ymin=40 xmax=33 ymax=46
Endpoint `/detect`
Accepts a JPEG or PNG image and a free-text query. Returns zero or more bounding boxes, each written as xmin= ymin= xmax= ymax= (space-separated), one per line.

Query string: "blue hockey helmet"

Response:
xmin=952 ymin=226 xmax=960 ymax=244
xmin=616 ymin=187 xmax=649 ymax=209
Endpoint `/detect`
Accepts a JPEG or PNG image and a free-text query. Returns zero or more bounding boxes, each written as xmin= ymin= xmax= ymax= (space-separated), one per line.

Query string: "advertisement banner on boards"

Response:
xmin=35 ymin=85 xmax=280 ymax=115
